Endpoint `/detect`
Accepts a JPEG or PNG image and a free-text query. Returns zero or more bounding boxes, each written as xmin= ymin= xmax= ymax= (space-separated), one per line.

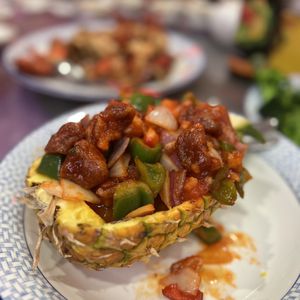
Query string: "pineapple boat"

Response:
xmin=23 ymin=92 xmax=252 ymax=270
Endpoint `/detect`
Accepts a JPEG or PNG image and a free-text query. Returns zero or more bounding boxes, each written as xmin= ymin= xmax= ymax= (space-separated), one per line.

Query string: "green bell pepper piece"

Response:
xmin=212 ymin=179 xmax=237 ymax=206
xmin=237 ymin=124 xmax=266 ymax=143
xmin=194 ymin=226 xmax=222 ymax=245
xmin=37 ymin=154 xmax=63 ymax=180
xmin=135 ymin=158 xmax=166 ymax=196
xmin=129 ymin=138 xmax=162 ymax=163
xmin=235 ymin=168 xmax=252 ymax=198
xmin=129 ymin=93 xmax=155 ymax=113
xmin=113 ymin=180 xmax=154 ymax=220
xmin=219 ymin=141 xmax=236 ymax=152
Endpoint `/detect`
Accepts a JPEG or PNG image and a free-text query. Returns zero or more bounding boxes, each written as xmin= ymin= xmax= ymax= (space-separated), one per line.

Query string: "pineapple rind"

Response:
xmin=27 ymin=160 xmax=221 ymax=270
xmin=51 ymin=199 xmax=217 ymax=269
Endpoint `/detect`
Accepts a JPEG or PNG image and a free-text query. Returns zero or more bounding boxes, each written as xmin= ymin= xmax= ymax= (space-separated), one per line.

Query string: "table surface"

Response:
xmin=0 ymin=13 xmax=250 ymax=160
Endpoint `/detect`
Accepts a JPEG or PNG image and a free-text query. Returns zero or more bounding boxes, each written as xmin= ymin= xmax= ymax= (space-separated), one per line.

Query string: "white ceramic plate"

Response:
xmin=0 ymin=104 xmax=300 ymax=300
xmin=2 ymin=20 xmax=206 ymax=101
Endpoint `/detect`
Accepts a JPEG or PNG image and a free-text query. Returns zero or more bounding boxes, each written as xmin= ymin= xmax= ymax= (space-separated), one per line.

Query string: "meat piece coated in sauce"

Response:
xmin=178 ymin=102 xmax=239 ymax=143
xmin=60 ymin=140 xmax=108 ymax=189
xmin=45 ymin=122 xmax=85 ymax=155
xmin=86 ymin=101 xmax=136 ymax=151
xmin=175 ymin=124 xmax=212 ymax=178
xmin=162 ymin=284 xmax=203 ymax=300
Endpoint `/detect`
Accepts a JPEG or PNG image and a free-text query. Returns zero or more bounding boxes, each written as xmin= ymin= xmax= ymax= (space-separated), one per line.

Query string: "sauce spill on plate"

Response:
xmin=197 ymin=231 xmax=258 ymax=299
xmin=138 ymin=228 xmax=259 ymax=299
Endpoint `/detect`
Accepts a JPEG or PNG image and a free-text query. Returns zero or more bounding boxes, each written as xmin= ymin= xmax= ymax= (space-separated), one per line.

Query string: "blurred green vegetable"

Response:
xmin=256 ymin=68 xmax=300 ymax=145
xmin=129 ymin=93 xmax=156 ymax=113
xmin=211 ymin=167 xmax=237 ymax=206
xmin=237 ymin=124 xmax=266 ymax=143
xmin=235 ymin=168 xmax=252 ymax=198
xmin=194 ymin=226 xmax=222 ymax=245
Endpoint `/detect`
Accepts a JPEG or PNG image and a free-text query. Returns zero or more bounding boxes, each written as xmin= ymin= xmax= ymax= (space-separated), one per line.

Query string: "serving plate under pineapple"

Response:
xmin=0 ymin=103 xmax=299 ymax=300
xmin=2 ymin=20 xmax=206 ymax=101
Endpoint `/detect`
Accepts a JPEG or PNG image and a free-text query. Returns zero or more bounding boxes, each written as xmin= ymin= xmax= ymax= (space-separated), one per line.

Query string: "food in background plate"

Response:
xmin=256 ymin=68 xmax=300 ymax=145
xmin=235 ymin=0 xmax=278 ymax=53
xmin=15 ymin=20 xmax=174 ymax=86
xmin=21 ymin=92 xmax=252 ymax=270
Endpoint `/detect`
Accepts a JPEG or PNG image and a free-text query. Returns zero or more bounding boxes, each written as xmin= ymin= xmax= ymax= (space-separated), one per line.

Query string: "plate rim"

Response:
xmin=0 ymin=103 xmax=299 ymax=299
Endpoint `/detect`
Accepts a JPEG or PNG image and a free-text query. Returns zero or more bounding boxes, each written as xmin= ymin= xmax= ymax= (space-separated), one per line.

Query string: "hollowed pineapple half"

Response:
xmin=23 ymin=114 xmax=251 ymax=270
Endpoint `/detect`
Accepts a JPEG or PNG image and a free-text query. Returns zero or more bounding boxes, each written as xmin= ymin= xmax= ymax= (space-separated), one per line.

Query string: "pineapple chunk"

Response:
xmin=56 ymin=200 xmax=104 ymax=234
xmin=26 ymin=158 xmax=54 ymax=186
xmin=229 ymin=113 xmax=250 ymax=129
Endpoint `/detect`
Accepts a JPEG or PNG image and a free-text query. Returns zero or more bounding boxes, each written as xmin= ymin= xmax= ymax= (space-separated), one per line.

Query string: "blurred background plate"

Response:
xmin=244 ymin=74 xmax=300 ymax=123
xmin=2 ymin=19 xmax=206 ymax=101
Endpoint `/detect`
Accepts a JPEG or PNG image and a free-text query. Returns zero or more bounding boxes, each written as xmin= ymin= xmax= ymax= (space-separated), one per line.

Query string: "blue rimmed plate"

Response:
xmin=0 ymin=104 xmax=300 ymax=300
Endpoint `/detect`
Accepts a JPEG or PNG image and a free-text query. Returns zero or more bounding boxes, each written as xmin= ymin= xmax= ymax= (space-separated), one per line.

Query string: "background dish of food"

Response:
xmin=3 ymin=19 xmax=206 ymax=101
xmin=244 ymin=70 xmax=300 ymax=145
xmin=0 ymin=104 xmax=299 ymax=300
xmin=14 ymin=20 xmax=175 ymax=86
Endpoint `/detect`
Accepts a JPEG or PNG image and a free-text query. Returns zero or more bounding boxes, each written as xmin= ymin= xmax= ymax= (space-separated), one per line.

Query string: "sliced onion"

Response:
xmin=160 ymin=130 xmax=178 ymax=146
xmin=107 ymin=137 xmax=130 ymax=168
xmin=208 ymin=141 xmax=223 ymax=164
xmin=170 ymin=153 xmax=182 ymax=169
xmin=169 ymin=170 xmax=186 ymax=207
xmin=40 ymin=181 xmax=62 ymax=198
xmin=41 ymin=179 xmax=100 ymax=204
xmin=160 ymin=153 xmax=179 ymax=171
xmin=60 ymin=179 xmax=100 ymax=204
xmin=109 ymin=153 xmax=130 ymax=178
xmin=124 ymin=204 xmax=155 ymax=219
xmin=159 ymin=171 xmax=171 ymax=209
xmin=146 ymin=106 xmax=178 ymax=131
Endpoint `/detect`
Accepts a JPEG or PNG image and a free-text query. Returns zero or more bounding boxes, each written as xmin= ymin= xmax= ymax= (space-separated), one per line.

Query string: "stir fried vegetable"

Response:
xmin=129 ymin=138 xmax=162 ymax=163
xmin=235 ymin=168 xmax=252 ymax=198
xmin=113 ymin=180 xmax=154 ymax=220
xmin=135 ymin=159 xmax=166 ymax=196
xmin=236 ymin=123 xmax=266 ymax=143
xmin=129 ymin=93 xmax=155 ymax=113
xmin=31 ymin=92 xmax=254 ymax=223
xmin=194 ymin=226 xmax=222 ymax=245
xmin=37 ymin=154 xmax=63 ymax=180
xmin=211 ymin=167 xmax=237 ymax=206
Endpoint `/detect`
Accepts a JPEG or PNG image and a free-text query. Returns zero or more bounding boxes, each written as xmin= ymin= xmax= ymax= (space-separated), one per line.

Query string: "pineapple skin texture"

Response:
xmin=26 ymin=161 xmax=219 ymax=271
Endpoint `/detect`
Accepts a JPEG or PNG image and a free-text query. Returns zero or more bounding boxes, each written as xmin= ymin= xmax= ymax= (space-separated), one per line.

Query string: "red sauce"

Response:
xmin=198 ymin=231 xmax=256 ymax=264
xmin=87 ymin=203 xmax=113 ymax=222
xmin=200 ymin=266 xmax=235 ymax=299
xmin=158 ymin=230 xmax=258 ymax=300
